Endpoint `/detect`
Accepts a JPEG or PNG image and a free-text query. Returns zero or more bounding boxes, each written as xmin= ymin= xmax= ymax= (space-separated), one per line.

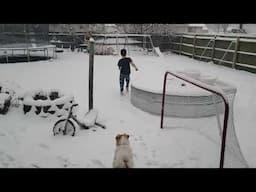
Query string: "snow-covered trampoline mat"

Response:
xmin=131 ymin=70 xmax=237 ymax=118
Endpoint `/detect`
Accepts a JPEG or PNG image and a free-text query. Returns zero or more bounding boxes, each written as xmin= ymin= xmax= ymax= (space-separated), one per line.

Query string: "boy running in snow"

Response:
xmin=117 ymin=49 xmax=138 ymax=95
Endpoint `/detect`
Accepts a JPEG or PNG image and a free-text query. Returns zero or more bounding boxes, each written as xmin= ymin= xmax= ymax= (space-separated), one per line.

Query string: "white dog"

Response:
xmin=113 ymin=133 xmax=134 ymax=168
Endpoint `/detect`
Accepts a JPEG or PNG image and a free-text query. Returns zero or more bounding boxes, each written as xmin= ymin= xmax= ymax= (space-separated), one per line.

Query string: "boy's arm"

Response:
xmin=118 ymin=60 xmax=121 ymax=70
xmin=130 ymin=59 xmax=138 ymax=71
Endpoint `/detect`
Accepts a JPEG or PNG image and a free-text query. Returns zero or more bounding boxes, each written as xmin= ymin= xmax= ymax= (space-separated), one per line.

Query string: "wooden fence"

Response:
xmin=168 ymin=33 xmax=256 ymax=74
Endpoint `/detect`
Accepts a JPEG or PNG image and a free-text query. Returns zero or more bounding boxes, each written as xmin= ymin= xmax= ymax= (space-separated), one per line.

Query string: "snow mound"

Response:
xmin=76 ymin=109 xmax=98 ymax=127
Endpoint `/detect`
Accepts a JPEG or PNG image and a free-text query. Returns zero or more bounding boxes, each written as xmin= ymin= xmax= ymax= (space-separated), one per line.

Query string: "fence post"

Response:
xmin=27 ymin=48 xmax=30 ymax=62
xmin=211 ymin=35 xmax=217 ymax=62
xmin=6 ymin=54 xmax=8 ymax=63
xmin=89 ymin=38 xmax=95 ymax=110
xmin=192 ymin=34 xmax=197 ymax=59
xmin=179 ymin=34 xmax=183 ymax=55
xmin=232 ymin=36 xmax=240 ymax=69
xmin=168 ymin=35 xmax=172 ymax=51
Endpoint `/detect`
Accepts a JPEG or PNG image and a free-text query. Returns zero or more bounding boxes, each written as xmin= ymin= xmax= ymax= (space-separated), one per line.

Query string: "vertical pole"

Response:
xmin=27 ymin=49 xmax=30 ymax=62
xmin=211 ymin=35 xmax=217 ymax=62
xmin=126 ymin=36 xmax=129 ymax=55
xmin=160 ymin=72 xmax=168 ymax=129
xmin=116 ymin=35 xmax=118 ymax=52
xmin=143 ymin=36 xmax=146 ymax=50
xmin=102 ymin=35 xmax=106 ymax=54
xmin=192 ymin=34 xmax=196 ymax=59
xmin=117 ymin=35 xmax=119 ymax=53
xmin=89 ymin=38 xmax=95 ymax=110
xmin=124 ymin=36 xmax=127 ymax=52
xmin=25 ymin=24 xmax=30 ymax=62
xmin=146 ymin=36 xmax=149 ymax=54
xmin=149 ymin=35 xmax=155 ymax=55
xmin=232 ymin=36 xmax=240 ymax=69
xmin=6 ymin=51 xmax=8 ymax=63
xmin=219 ymin=102 xmax=230 ymax=168
xmin=179 ymin=35 xmax=183 ymax=55
xmin=54 ymin=47 xmax=57 ymax=59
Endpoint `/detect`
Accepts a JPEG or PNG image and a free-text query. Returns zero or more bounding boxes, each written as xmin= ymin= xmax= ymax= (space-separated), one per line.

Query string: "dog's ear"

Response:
xmin=115 ymin=134 xmax=121 ymax=140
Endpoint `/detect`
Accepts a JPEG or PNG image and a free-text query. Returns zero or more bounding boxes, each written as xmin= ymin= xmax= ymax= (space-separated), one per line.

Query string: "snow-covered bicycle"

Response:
xmin=53 ymin=103 xmax=105 ymax=136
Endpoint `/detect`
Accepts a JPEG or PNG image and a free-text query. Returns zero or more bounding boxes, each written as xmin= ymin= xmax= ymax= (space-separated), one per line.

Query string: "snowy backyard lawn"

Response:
xmin=0 ymin=51 xmax=255 ymax=168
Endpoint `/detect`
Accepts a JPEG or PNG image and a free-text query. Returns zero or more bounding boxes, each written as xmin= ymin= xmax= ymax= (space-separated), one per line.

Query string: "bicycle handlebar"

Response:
xmin=69 ymin=103 xmax=79 ymax=112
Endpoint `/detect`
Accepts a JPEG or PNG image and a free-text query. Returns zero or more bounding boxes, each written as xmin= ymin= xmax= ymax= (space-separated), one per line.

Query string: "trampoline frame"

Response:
xmin=0 ymin=45 xmax=57 ymax=63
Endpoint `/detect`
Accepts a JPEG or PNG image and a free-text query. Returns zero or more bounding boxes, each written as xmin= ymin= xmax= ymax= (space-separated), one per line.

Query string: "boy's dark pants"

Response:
xmin=119 ymin=73 xmax=130 ymax=92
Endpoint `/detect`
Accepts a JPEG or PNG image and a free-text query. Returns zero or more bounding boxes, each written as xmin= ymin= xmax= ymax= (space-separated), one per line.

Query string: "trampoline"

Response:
xmin=0 ymin=24 xmax=56 ymax=63
xmin=0 ymin=44 xmax=56 ymax=63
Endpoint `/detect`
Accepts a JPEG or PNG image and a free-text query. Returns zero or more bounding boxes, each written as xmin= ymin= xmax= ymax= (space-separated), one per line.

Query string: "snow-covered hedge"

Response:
xmin=0 ymin=93 xmax=11 ymax=115
xmin=0 ymin=84 xmax=13 ymax=115
xmin=22 ymin=89 xmax=75 ymax=118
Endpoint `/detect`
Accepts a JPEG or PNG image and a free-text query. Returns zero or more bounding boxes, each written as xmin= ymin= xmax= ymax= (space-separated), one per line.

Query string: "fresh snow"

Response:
xmin=77 ymin=109 xmax=98 ymax=127
xmin=0 ymin=50 xmax=255 ymax=168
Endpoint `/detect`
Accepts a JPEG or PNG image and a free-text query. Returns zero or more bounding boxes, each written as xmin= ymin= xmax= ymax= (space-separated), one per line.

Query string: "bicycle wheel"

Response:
xmin=53 ymin=118 xmax=77 ymax=136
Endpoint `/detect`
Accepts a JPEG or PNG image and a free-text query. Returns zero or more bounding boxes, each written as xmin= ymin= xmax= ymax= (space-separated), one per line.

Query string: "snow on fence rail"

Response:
xmin=170 ymin=33 xmax=256 ymax=74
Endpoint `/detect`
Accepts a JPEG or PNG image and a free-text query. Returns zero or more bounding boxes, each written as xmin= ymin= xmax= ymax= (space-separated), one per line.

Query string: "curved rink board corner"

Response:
xmin=130 ymin=71 xmax=237 ymax=118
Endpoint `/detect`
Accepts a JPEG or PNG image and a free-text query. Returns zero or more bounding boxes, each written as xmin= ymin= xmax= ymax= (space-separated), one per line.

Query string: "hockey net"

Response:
xmin=160 ymin=71 xmax=248 ymax=168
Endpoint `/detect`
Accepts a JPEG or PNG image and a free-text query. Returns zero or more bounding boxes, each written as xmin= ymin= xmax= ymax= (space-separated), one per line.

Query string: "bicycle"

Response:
xmin=53 ymin=103 xmax=105 ymax=136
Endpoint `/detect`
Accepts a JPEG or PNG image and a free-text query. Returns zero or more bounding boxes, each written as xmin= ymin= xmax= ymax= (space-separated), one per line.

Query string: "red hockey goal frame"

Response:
xmin=160 ymin=71 xmax=229 ymax=168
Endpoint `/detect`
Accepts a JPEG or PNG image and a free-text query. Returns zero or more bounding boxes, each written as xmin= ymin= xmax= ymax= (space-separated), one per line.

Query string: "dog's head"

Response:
xmin=115 ymin=133 xmax=130 ymax=146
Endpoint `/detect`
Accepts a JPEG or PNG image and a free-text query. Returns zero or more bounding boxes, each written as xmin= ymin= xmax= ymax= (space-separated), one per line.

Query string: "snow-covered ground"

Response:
xmin=0 ymin=50 xmax=255 ymax=168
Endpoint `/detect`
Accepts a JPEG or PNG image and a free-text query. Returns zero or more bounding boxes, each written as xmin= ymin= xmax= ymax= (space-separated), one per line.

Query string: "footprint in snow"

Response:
xmin=151 ymin=150 xmax=156 ymax=158
xmin=91 ymin=159 xmax=106 ymax=168
xmin=120 ymin=120 xmax=125 ymax=123
xmin=0 ymin=152 xmax=16 ymax=167
xmin=38 ymin=143 xmax=50 ymax=150
xmin=57 ymin=156 xmax=78 ymax=168
xmin=167 ymin=161 xmax=185 ymax=168
xmin=146 ymin=160 xmax=158 ymax=166
xmin=30 ymin=164 xmax=40 ymax=168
